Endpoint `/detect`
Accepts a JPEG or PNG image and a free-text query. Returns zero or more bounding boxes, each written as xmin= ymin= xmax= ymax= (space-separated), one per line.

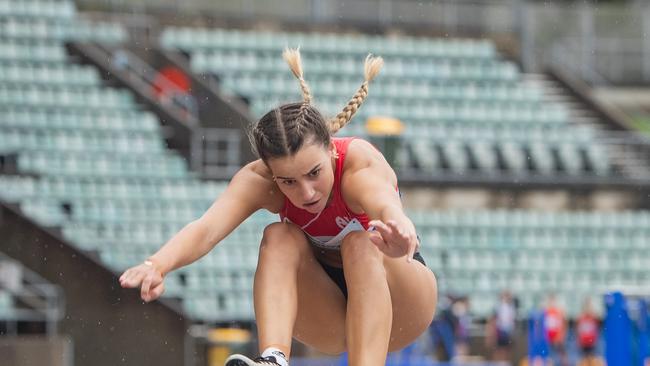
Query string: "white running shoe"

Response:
xmin=224 ymin=354 xmax=286 ymax=366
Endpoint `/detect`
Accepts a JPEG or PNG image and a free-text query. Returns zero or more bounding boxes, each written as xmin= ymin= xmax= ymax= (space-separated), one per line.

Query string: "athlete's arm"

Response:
xmin=119 ymin=160 xmax=282 ymax=301
xmin=150 ymin=160 xmax=281 ymax=275
xmin=342 ymin=139 xmax=419 ymax=261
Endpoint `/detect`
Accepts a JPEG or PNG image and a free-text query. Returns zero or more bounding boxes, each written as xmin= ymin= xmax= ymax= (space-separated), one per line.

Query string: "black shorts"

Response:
xmin=317 ymin=252 xmax=427 ymax=299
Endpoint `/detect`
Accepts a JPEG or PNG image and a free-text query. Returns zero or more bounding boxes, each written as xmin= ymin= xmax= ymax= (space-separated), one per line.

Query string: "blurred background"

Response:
xmin=1 ymin=0 xmax=650 ymax=365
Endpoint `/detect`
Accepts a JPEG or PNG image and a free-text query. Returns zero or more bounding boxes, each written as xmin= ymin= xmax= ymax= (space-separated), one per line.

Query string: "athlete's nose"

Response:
xmin=300 ymin=182 xmax=317 ymax=202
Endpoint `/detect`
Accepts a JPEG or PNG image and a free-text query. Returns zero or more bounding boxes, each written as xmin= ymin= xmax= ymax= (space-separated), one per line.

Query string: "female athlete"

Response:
xmin=119 ymin=48 xmax=438 ymax=366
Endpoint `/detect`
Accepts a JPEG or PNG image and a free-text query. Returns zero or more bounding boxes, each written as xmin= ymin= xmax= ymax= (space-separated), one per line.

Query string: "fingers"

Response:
xmin=387 ymin=220 xmax=410 ymax=242
xmin=369 ymin=219 xmax=418 ymax=262
xmin=141 ymin=270 xmax=165 ymax=302
xmin=141 ymin=273 xmax=153 ymax=302
xmin=119 ymin=269 xmax=142 ymax=288
xmin=119 ymin=264 xmax=164 ymax=303
xmin=148 ymin=282 xmax=165 ymax=302
xmin=369 ymin=231 xmax=388 ymax=251
xmin=369 ymin=219 xmax=393 ymax=240
xmin=406 ymin=239 xmax=417 ymax=263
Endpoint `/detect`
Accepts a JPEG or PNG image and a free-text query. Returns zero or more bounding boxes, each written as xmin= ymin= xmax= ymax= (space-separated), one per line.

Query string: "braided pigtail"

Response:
xmin=283 ymin=47 xmax=312 ymax=107
xmin=329 ymin=54 xmax=383 ymax=134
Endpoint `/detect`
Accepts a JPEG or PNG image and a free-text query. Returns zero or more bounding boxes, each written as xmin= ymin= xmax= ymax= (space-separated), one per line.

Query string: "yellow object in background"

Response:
xmin=208 ymin=328 xmax=251 ymax=366
xmin=365 ymin=116 xmax=405 ymax=136
xmin=208 ymin=328 xmax=251 ymax=343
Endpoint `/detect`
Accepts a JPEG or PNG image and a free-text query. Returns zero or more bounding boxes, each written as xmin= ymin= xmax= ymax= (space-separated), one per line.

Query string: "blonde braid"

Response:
xmin=282 ymin=48 xmax=312 ymax=106
xmin=329 ymin=54 xmax=383 ymax=134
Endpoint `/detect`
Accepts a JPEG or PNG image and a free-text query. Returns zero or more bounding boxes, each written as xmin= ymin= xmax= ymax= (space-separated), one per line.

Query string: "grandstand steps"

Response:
xmin=530 ymin=72 xmax=650 ymax=180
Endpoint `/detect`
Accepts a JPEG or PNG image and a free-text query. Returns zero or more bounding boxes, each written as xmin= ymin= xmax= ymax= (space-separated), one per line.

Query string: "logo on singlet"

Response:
xmin=335 ymin=216 xmax=351 ymax=229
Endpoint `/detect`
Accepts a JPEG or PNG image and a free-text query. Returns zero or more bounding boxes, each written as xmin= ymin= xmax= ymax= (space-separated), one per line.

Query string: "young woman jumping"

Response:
xmin=119 ymin=48 xmax=438 ymax=366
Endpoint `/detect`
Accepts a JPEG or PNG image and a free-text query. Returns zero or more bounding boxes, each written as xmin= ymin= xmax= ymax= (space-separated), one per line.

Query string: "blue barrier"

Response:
xmin=633 ymin=297 xmax=649 ymax=366
xmin=604 ymin=291 xmax=632 ymax=366
xmin=527 ymin=309 xmax=550 ymax=362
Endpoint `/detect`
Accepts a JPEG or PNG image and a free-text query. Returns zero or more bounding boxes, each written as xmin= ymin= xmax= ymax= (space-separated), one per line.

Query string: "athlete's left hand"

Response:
xmin=368 ymin=219 xmax=419 ymax=262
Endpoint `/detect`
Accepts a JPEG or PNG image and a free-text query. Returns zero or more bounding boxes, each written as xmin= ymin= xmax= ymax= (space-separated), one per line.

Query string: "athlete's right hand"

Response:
xmin=119 ymin=262 xmax=165 ymax=303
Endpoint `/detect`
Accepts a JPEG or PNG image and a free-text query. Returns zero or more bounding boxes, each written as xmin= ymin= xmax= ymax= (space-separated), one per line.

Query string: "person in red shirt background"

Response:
xmin=544 ymin=293 xmax=568 ymax=366
xmin=576 ymin=298 xmax=602 ymax=366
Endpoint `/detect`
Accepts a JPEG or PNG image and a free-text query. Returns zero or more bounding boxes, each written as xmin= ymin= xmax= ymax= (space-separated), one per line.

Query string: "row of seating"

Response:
xmin=67 ymin=199 xmax=208 ymax=222
xmin=440 ymin=249 xmax=650 ymax=271
xmin=0 ymin=61 xmax=100 ymax=86
xmin=250 ymin=99 xmax=571 ymax=124
xmin=222 ymin=74 xmax=543 ymax=102
xmin=411 ymin=209 xmax=650 ymax=227
xmin=0 ymin=84 xmax=135 ymax=108
xmin=397 ymin=138 xmax=611 ymax=176
xmin=102 ymin=244 xmax=260 ymax=272
xmin=15 ymin=152 xmax=188 ymax=179
xmin=64 ymin=222 xmax=188 ymax=248
xmin=425 ymin=232 xmax=649 ymax=251
xmin=0 ymin=40 xmax=67 ymax=62
xmin=1 ymin=17 xmax=126 ymax=43
xmin=438 ymin=272 xmax=646 ymax=302
xmin=346 ymin=120 xmax=592 ymax=140
xmin=191 ymin=51 xmax=518 ymax=81
xmin=161 ymin=27 xmax=497 ymax=59
xmin=0 ymin=107 xmax=161 ymax=132
xmin=0 ymin=175 xmax=225 ymax=201
xmin=248 ymin=93 xmax=556 ymax=116
xmin=1 ymin=131 xmax=164 ymax=153
xmin=0 ymin=0 xmax=76 ymax=19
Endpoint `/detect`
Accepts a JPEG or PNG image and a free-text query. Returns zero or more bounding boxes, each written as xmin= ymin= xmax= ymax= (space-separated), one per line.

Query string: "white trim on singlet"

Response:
xmin=283 ymin=217 xmax=369 ymax=249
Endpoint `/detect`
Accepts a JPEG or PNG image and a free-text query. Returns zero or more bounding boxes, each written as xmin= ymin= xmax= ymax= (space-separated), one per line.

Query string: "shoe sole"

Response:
xmin=225 ymin=354 xmax=255 ymax=366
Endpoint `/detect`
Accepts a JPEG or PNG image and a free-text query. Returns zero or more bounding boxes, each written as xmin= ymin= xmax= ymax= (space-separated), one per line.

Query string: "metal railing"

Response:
xmin=191 ymin=127 xmax=243 ymax=179
xmin=0 ymin=253 xmax=65 ymax=336
xmin=108 ymin=47 xmax=199 ymax=123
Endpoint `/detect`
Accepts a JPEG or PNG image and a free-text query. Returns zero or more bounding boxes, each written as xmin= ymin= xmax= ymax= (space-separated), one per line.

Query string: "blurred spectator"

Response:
xmin=576 ymin=298 xmax=602 ymax=366
xmin=544 ymin=293 xmax=568 ymax=366
xmin=486 ymin=290 xmax=516 ymax=362
xmin=429 ymin=294 xmax=456 ymax=361
xmin=452 ymin=296 xmax=471 ymax=358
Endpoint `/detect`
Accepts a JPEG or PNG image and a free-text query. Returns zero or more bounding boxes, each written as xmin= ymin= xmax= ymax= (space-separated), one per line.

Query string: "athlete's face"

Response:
xmin=267 ymin=140 xmax=337 ymax=214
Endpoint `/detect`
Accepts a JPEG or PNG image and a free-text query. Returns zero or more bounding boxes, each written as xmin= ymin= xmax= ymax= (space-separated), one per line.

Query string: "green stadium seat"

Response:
xmin=0 ymin=290 xmax=14 ymax=319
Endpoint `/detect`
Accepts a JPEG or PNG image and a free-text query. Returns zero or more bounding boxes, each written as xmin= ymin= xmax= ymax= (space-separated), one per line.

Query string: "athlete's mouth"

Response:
xmin=304 ymin=199 xmax=320 ymax=208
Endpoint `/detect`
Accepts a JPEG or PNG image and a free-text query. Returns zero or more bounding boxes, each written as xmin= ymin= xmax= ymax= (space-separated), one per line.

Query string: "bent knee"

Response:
xmin=261 ymin=222 xmax=305 ymax=245
xmin=259 ymin=222 xmax=309 ymax=256
xmin=340 ymin=231 xmax=382 ymax=265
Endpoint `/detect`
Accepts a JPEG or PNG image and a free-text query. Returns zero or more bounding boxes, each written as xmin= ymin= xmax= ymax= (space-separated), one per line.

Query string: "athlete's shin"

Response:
xmin=341 ymin=231 xmax=392 ymax=366
xmin=254 ymin=223 xmax=309 ymax=357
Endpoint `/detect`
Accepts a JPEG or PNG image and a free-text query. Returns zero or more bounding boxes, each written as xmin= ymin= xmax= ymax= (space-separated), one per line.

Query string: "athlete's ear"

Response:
xmin=329 ymin=141 xmax=338 ymax=159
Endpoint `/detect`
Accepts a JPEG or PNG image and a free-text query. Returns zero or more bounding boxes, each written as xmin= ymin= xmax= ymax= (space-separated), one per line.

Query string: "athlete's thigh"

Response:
xmin=290 ymin=242 xmax=347 ymax=353
xmin=383 ymin=255 xmax=438 ymax=351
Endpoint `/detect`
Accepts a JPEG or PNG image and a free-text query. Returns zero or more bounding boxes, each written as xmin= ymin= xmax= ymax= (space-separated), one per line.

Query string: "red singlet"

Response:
xmin=279 ymin=137 xmax=371 ymax=250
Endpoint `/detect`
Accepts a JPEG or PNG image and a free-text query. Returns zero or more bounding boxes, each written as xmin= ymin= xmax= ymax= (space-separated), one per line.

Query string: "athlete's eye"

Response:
xmin=308 ymin=169 xmax=321 ymax=178
xmin=281 ymin=179 xmax=295 ymax=186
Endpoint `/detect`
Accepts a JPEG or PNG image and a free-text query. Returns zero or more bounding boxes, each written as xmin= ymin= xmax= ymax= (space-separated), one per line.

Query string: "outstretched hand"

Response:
xmin=368 ymin=219 xmax=419 ymax=262
xmin=119 ymin=262 xmax=165 ymax=303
